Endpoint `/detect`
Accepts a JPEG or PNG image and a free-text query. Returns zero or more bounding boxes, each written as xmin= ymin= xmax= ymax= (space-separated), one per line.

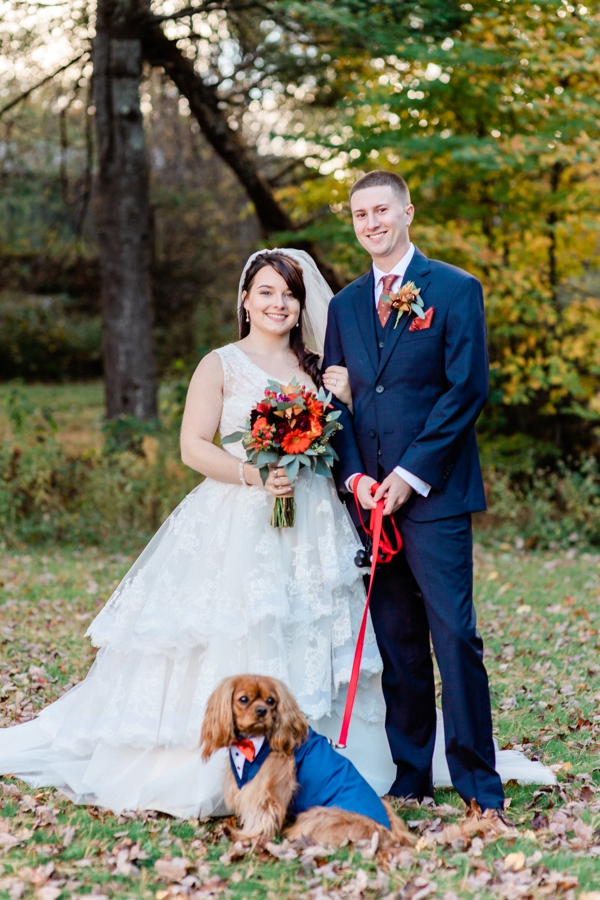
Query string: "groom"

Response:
xmin=323 ymin=170 xmax=505 ymax=816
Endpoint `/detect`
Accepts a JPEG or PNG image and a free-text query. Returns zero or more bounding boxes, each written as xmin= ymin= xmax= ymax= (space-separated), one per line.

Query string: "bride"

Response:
xmin=0 ymin=249 xmax=553 ymax=817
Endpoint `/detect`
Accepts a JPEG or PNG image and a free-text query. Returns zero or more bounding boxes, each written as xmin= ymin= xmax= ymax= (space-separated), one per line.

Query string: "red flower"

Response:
xmin=281 ymin=429 xmax=312 ymax=454
xmin=250 ymin=416 xmax=275 ymax=449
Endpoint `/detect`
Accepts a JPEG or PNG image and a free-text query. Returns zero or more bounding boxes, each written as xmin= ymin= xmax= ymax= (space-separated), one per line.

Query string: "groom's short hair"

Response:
xmin=349 ymin=170 xmax=410 ymax=205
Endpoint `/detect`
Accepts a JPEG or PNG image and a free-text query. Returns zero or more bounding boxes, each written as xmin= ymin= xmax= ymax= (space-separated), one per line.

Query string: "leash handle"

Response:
xmin=336 ymin=475 xmax=402 ymax=748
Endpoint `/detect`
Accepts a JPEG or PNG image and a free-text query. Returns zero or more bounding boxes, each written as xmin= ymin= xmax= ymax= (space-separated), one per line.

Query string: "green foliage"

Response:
xmin=484 ymin=456 xmax=600 ymax=550
xmin=285 ymin=0 xmax=600 ymax=451
xmin=0 ymin=292 xmax=102 ymax=380
xmin=101 ymin=415 xmax=160 ymax=456
xmin=0 ymin=386 xmax=197 ymax=547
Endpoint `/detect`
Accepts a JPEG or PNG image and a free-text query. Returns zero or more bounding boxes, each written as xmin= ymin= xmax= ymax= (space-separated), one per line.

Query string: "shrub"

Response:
xmin=0 ymin=387 xmax=197 ymax=548
xmin=483 ymin=457 xmax=600 ymax=549
xmin=0 ymin=292 xmax=102 ymax=381
xmin=2 ymin=385 xmax=599 ymax=551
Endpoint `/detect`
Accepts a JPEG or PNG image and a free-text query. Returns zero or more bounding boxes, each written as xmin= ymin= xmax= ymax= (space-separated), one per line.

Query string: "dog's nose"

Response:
xmin=255 ymin=706 xmax=267 ymax=718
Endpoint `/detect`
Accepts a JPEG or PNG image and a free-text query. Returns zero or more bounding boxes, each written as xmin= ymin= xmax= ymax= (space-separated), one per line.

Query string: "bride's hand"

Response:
xmin=322 ymin=366 xmax=352 ymax=407
xmin=247 ymin=464 xmax=294 ymax=496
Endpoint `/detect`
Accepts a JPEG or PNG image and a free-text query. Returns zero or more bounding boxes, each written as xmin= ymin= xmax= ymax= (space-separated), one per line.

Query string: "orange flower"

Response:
xmin=281 ymin=429 xmax=312 ymax=454
xmin=250 ymin=416 xmax=275 ymax=449
xmin=307 ymin=417 xmax=322 ymax=440
xmin=306 ymin=397 xmax=324 ymax=417
xmin=252 ymin=416 xmax=269 ymax=437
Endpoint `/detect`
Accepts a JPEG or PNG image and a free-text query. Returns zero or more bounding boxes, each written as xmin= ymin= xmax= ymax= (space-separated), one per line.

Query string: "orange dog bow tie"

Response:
xmin=233 ymin=739 xmax=256 ymax=762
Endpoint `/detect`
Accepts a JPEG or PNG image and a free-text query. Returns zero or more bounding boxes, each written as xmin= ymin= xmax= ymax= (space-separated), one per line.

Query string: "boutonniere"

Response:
xmin=381 ymin=280 xmax=425 ymax=329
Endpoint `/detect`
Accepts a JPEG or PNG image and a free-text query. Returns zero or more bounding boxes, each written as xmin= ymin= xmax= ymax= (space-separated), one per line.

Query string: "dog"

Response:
xmin=200 ymin=674 xmax=413 ymax=848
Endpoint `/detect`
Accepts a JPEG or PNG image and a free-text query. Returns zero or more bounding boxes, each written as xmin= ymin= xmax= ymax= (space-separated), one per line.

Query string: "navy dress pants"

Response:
xmin=366 ymin=512 xmax=504 ymax=810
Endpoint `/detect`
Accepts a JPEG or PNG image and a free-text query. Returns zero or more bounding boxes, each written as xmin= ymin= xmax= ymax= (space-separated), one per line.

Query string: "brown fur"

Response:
xmin=201 ymin=675 xmax=414 ymax=848
xmin=285 ymin=799 xmax=412 ymax=848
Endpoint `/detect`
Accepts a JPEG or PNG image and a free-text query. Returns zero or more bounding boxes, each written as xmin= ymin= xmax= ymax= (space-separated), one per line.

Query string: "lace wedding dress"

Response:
xmin=0 ymin=344 xmax=554 ymax=816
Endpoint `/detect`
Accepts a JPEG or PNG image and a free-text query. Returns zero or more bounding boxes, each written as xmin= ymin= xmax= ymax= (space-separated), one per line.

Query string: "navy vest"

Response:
xmin=229 ymin=727 xmax=390 ymax=829
xmin=373 ymin=294 xmax=395 ymax=358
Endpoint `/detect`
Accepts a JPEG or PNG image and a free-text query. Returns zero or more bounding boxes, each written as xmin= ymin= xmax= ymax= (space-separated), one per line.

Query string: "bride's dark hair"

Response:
xmin=239 ymin=251 xmax=322 ymax=388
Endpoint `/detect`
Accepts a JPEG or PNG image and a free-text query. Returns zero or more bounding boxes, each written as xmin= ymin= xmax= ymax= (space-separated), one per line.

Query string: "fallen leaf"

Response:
xmin=503 ymin=851 xmax=526 ymax=872
xmin=573 ymin=818 xmax=593 ymax=842
xmin=35 ymin=887 xmax=61 ymax=900
xmin=465 ymin=870 xmax=492 ymax=890
xmin=154 ymin=857 xmax=191 ymax=881
xmin=265 ymin=841 xmax=298 ymax=861
xmin=0 ymin=833 xmax=20 ymax=850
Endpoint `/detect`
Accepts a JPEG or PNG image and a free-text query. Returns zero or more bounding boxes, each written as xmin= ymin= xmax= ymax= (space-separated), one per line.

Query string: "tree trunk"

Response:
xmin=94 ymin=0 xmax=157 ymax=419
xmin=138 ymin=11 xmax=343 ymax=293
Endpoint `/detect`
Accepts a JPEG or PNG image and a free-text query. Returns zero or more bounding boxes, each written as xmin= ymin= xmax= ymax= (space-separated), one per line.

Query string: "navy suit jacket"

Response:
xmin=322 ymin=247 xmax=488 ymax=522
xmin=229 ymin=727 xmax=390 ymax=828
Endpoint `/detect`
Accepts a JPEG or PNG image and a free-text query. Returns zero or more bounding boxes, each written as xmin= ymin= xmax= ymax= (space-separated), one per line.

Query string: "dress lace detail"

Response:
xmin=0 ymin=342 xmax=556 ymax=815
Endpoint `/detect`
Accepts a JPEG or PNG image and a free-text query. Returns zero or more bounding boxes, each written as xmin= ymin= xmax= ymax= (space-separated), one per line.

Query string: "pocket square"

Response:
xmin=409 ymin=306 xmax=435 ymax=332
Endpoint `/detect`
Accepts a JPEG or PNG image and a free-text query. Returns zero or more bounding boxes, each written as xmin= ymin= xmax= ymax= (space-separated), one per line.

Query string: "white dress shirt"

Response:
xmin=345 ymin=242 xmax=431 ymax=498
xmin=229 ymin=735 xmax=265 ymax=779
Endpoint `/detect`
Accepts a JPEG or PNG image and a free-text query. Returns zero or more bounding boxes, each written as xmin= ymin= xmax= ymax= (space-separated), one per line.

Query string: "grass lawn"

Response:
xmin=0 ymin=382 xmax=106 ymax=455
xmin=1 ymin=545 xmax=600 ymax=899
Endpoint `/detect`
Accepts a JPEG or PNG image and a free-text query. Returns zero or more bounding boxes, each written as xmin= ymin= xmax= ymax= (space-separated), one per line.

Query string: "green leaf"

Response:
xmin=278 ymin=454 xmax=297 ymax=466
xmin=259 ymin=465 xmax=269 ymax=485
xmin=314 ymin=457 xmax=333 ymax=478
xmin=284 ymin=458 xmax=300 ymax=482
xmin=256 ymin=449 xmax=279 ymax=466
xmin=221 ymin=431 xmax=245 ymax=445
xmin=322 ymin=446 xmax=339 ymax=462
xmin=411 ymin=304 xmax=426 ymax=319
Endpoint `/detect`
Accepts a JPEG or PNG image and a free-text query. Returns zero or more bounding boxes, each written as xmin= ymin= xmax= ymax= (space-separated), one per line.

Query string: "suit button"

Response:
xmin=379 ymin=341 xmax=384 ymax=349
xmin=378 ymin=449 xmax=382 ymax=456
xmin=375 ymin=385 xmax=385 ymax=394
xmin=369 ymin=430 xmax=376 ymax=438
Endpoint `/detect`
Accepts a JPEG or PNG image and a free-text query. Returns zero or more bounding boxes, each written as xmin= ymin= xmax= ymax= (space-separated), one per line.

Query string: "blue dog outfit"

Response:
xmin=229 ymin=727 xmax=390 ymax=828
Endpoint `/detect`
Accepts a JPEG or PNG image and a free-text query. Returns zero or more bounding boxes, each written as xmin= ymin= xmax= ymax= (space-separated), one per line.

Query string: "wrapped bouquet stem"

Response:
xmin=269 ymin=464 xmax=296 ymax=528
xmin=223 ymin=379 xmax=343 ymax=527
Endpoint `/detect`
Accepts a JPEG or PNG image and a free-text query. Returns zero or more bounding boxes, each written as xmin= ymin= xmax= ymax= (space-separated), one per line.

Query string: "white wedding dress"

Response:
xmin=0 ymin=344 xmax=554 ymax=816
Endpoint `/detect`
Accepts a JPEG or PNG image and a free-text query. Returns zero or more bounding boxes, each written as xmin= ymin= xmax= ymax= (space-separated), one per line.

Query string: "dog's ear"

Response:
xmin=200 ymin=676 xmax=237 ymax=759
xmin=268 ymin=679 xmax=309 ymax=755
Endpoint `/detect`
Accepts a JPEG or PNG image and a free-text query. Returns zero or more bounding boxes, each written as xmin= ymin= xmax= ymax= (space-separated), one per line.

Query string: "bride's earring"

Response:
xmin=245 ymin=308 xmax=250 ymax=323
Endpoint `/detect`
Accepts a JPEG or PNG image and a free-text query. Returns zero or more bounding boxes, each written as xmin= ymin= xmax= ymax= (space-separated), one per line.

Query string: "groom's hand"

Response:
xmin=374 ymin=472 xmax=414 ymax=515
xmin=350 ymin=475 xmax=378 ymax=511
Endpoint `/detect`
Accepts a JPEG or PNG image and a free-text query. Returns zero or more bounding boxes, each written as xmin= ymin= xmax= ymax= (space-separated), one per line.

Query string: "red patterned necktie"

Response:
xmin=377 ymin=274 xmax=397 ymax=327
xmin=233 ymin=739 xmax=256 ymax=762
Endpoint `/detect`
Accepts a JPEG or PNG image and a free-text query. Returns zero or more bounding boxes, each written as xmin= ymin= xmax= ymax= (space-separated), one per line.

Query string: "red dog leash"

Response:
xmin=336 ymin=476 xmax=402 ymax=748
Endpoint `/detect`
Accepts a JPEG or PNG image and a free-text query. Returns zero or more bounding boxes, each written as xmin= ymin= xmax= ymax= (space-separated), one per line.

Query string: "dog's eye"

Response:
xmin=266 ymin=697 xmax=275 ymax=706
xmin=238 ymin=696 xmax=249 ymax=704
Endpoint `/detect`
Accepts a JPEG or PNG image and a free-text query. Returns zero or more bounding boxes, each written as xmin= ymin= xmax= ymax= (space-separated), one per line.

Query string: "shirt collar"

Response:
xmin=372 ymin=242 xmax=415 ymax=287
xmin=229 ymin=735 xmax=266 ymax=778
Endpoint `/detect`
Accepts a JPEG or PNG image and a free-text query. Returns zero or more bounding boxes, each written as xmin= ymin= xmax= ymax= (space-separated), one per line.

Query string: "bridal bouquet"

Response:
xmin=223 ymin=379 xmax=342 ymax=527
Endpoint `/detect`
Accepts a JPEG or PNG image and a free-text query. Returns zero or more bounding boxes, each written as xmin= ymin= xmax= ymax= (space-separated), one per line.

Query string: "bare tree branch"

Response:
xmin=0 ymin=51 xmax=88 ymax=120
xmin=151 ymin=1 xmax=269 ymax=24
xmin=138 ymin=11 xmax=342 ymax=290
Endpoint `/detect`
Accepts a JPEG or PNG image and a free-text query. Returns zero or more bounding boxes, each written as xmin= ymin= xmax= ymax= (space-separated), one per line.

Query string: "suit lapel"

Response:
xmin=376 ymin=247 xmax=432 ymax=377
xmin=349 ymin=269 xmax=378 ymax=374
